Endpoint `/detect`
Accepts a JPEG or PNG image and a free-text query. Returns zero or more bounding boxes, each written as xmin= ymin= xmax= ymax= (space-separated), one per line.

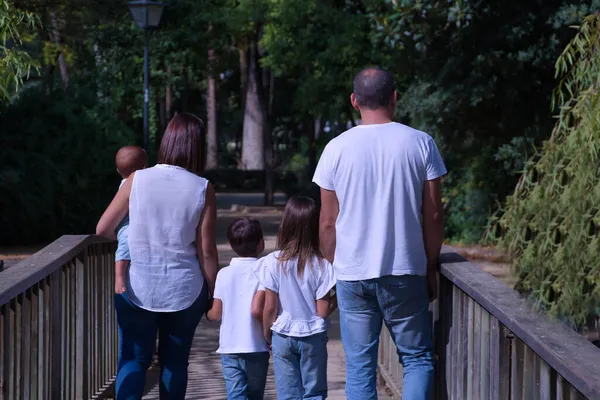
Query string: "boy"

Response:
xmin=207 ymin=217 xmax=270 ymax=400
xmin=114 ymin=146 xmax=147 ymax=294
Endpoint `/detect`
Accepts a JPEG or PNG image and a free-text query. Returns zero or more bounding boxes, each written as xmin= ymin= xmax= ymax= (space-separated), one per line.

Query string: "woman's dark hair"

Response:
xmin=227 ymin=217 xmax=264 ymax=257
xmin=157 ymin=113 xmax=206 ymax=175
xmin=276 ymin=196 xmax=324 ymax=278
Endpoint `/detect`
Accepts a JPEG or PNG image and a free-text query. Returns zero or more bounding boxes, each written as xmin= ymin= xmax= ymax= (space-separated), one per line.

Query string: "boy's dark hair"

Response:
xmin=227 ymin=217 xmax=264 ymax=257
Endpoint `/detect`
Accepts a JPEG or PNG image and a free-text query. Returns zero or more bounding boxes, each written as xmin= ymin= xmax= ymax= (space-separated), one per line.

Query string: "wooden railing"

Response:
xmin=0 ymin=235 xmax=118 ymax=399
xmin=378 ymin=249 xmax=600 ymax=400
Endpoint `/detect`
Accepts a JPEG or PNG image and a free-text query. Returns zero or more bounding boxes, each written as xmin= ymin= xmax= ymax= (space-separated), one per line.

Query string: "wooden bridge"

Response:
xmin=1 ymin=209 xmax=600 ymax=399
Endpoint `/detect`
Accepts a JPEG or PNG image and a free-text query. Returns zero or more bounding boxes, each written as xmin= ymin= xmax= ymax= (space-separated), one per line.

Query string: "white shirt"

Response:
xmin=312 ymin=122 xmax=447 ymax=280
xmin=254 ymin=251 xmax=336 ymax=337
xmin=214 ymin=258 xmax=269 ymax=354
xmin=126 ymin=164 xmax=208 ymax=311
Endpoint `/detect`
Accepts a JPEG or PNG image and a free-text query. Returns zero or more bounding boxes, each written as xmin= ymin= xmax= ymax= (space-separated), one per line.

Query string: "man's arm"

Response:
xmin=422 ymin=178 xmax=444 ymax=300
xmin=319 ymin=188 xmax=339 ymax=264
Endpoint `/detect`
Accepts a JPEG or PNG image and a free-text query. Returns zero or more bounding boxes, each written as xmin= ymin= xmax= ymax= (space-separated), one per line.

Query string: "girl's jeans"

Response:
xmin=114 ymin=283 xmax=208 ymax=400
xmin=271 ymin=331 xmax=328 ymax=400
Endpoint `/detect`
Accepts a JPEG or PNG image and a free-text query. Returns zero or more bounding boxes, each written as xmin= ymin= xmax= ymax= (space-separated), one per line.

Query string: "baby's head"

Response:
xmin=116 ymin=146 xmax=148 ymax=179
xmin=227 ymin=217 xmax=265 ymax=258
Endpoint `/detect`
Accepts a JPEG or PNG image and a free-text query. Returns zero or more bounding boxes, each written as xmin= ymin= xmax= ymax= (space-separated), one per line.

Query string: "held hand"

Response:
xmin=205 ymin=297 xmax=214 ymax=321
xmin=264 ymin=330 xmax=272 ymax=350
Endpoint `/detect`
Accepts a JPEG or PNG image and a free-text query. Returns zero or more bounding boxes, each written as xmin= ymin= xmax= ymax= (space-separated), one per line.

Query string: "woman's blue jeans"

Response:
xmin=114 ymin=283 xmax=208 ymax=400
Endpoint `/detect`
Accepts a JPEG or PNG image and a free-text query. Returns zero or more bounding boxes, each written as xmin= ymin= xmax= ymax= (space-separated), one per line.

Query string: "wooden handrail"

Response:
xmin=377 ymin=247 xmax=600 ymax=399
xmin=439 ymin=249 xmax=600 ymax=399
xmin=1 ymin=235 xmax=117 ymax=399
xmin=0 ymin=235 xmax=110 ymax=306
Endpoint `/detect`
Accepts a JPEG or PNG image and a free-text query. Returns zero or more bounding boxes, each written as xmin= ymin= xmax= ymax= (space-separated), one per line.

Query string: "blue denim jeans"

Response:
xmin=337 ymin=275 xmax=434 ymax=400
xmin=271 ymin=331 xmax=328 ymax=400
xmin=114 ymin=283 xmax=208 ymax=400
xmin=221 ymin=352 xmax=270 ymax=400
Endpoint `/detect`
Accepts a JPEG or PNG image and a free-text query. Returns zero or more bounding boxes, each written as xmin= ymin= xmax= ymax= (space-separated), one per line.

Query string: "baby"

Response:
xmin=114 ymin=145 xmax=147 ymax=294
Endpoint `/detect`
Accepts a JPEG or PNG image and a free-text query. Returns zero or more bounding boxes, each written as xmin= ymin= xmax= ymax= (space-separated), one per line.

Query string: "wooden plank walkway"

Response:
xmin=141 ymin=207 xmax=394 ymax=399
xmin=141 ymin=313 xmax=393 ymax=399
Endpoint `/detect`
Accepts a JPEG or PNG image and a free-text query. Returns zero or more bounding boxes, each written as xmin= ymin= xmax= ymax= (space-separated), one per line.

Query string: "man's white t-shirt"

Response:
xmin=253 ymin=251 xmax=336 ymax=337
xmin=312 ymin=122 xmax=447 ymax=281
xmin=213 ymin=257 xmax=269 ymax=354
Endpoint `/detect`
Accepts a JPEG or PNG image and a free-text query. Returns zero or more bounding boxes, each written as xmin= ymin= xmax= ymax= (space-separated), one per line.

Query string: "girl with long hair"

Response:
xmin=259 ymin=196 xmax=336 ymax=400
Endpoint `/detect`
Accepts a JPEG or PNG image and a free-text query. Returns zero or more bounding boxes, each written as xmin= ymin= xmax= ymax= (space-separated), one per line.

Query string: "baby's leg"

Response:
xmin=115 ymin=260 xmax=129 ymax=294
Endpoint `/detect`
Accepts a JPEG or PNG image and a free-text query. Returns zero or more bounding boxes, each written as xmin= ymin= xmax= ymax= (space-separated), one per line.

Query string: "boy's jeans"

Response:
xmin=271 ymin=331 xmax=328 ymax=400
xmin=337 ymin=275 xmax=434 ymax=400
xmin=221 ymin=352 xmax=270 ymax=400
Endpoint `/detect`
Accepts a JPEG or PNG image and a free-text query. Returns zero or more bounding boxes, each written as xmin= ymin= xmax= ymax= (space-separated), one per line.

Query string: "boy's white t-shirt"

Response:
xmin=213 ymin=257 xmax=269 ymax=354
xmin=312 ymin=122 xmax=447 ymax=281
xmin=254 ymin=251 xmax=336 ymax=337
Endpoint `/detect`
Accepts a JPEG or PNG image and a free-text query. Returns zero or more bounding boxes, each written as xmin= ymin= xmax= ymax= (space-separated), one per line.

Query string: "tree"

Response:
xmin=491 ymin=14 xmax=600 ymax=327
xmin=0 ymin=0 xmax=38 ymax=102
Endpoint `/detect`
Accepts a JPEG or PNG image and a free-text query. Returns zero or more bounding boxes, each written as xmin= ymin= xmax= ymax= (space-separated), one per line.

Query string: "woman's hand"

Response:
xmin=97 ymin=176 xmax=134 ymax=239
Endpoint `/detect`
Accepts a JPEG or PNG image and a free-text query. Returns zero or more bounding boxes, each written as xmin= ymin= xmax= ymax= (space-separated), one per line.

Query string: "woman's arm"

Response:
xmin=206 ymin=298 xmax=223 ymax=322
xmin=263 ymin=289 xmax=278 ymax=346
xmin=96 ymin=176 xmax=133 ymax=239
xmin=197 ymin=183 xmax=219 ymax=296
xmin=251 ymin=290 xmax=265 ymax=321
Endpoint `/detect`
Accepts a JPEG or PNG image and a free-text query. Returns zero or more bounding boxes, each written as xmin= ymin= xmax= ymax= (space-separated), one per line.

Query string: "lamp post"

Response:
xmin=127 ymin=0 xmax=166 ymax=152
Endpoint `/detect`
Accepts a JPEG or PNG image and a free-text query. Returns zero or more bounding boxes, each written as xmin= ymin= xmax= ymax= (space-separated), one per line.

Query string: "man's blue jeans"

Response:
xmin=221 ymin=352 xmax=270 ymax=400
xmin=271 ymin=331 xmax=328 ymax=400
xmin=114 ymin=283 xmax=208 ymax=400
xmin=337 ymin=275 xmax=434 ymax=400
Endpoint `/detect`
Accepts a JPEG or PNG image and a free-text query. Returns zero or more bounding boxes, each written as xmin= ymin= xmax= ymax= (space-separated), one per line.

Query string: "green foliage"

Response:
xmin=376 ymin=0 xmax=600 ymax=242
xmin=0 ymin=85 xmax=135 ymax=244
xmin=0 ymin=0 xmax=38 ymax=101
xmin=491 ymin=14 xmax=600 ymax=326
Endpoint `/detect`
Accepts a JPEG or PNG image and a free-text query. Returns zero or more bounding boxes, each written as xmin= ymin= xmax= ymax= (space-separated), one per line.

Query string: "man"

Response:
xmin=312 ymin=66 xmax=446 ymax=400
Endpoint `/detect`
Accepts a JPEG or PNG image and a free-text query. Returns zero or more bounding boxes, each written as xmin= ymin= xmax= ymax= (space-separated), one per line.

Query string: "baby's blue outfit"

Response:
xmin=115 ymin=179 xmax=130 ymax=262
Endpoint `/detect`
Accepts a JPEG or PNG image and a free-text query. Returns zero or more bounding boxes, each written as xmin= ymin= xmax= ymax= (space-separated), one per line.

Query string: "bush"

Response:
xmin=0 ymin=86 xmax=135 ymax=245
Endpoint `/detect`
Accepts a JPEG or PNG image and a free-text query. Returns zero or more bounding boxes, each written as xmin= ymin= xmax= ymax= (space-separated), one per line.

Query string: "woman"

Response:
xmin=96 ymin=113 xmax=219 ymax=400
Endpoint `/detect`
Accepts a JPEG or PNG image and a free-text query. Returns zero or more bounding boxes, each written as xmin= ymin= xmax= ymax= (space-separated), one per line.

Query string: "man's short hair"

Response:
xmin=227 ymin=217 xmax=263 ymax=257
xmin=353 ymin=66 xmax=396 ymax=110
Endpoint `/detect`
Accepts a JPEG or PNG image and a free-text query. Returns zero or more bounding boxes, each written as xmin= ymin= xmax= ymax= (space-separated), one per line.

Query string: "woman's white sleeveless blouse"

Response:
xmin=126 ymin=164 xmax=208 ymax=312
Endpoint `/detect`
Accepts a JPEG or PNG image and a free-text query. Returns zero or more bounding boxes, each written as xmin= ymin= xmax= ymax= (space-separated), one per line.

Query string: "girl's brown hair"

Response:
xmin=276 ymin=196 xmax=324 ymax=278
xmin=157 ymin=113 xmax=206 ymax=175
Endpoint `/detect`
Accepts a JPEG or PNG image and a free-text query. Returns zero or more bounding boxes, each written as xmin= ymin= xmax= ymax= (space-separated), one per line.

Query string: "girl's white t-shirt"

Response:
xmin=254 ymin=251 xmax=336 ymax=337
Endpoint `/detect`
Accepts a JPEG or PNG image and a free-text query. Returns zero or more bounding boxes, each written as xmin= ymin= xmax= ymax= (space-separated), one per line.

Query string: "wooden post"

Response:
xmin=75 ymin=252 xmax=88 ymax=399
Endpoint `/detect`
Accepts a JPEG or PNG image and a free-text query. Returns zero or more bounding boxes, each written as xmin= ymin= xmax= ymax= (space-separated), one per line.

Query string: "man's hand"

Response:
xmin=427 ymin=261 xmax=440 ymax=302
xmin=427 ymin=271 xmax=438 ymax=302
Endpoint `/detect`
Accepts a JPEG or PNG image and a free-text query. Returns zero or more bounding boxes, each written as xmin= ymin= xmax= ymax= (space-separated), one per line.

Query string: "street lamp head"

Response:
xmin=128 ymin=0 xmax=166 ymax=29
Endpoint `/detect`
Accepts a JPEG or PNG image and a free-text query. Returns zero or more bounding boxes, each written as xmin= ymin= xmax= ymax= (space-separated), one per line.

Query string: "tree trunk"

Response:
xmin=240 ymin=40 xmax=264 ymax=170
xmin=262 ymin=69 xmax=274 ymax=206
xmin=50 ymin=11 xmax=69 ymax=88
xmin=206 ymin=48 xmax=218 ymax=170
